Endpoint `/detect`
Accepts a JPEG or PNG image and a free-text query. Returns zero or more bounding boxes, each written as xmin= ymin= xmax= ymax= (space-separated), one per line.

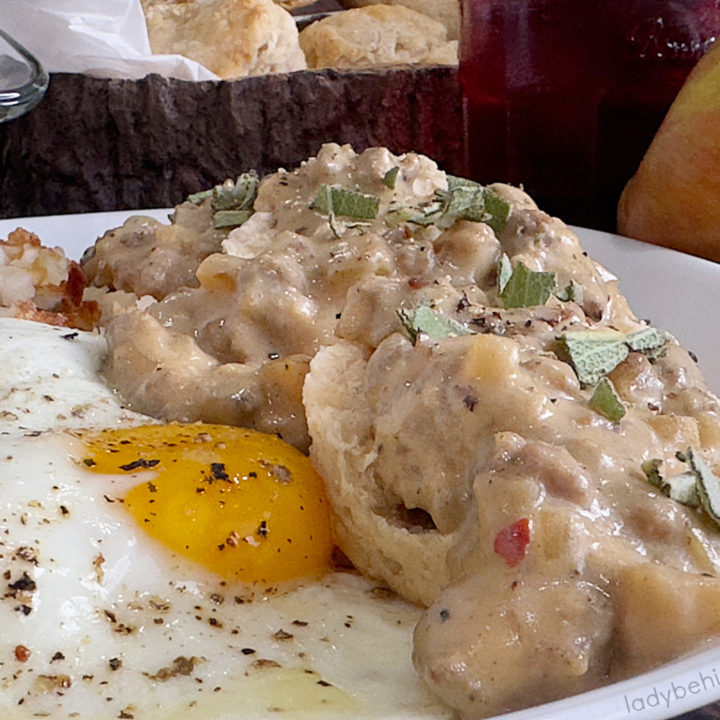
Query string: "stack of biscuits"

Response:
xmin=141 ymin=0 xmax=459 ymax=78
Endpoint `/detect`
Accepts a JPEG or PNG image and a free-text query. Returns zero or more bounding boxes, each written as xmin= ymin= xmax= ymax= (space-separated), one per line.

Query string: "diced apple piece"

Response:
xmin=615 ymin=563 xmax=720 ymax=675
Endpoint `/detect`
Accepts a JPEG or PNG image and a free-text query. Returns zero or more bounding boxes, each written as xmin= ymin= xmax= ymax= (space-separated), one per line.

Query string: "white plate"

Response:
xmin=2 ymin=209 xmax=720 ymax=720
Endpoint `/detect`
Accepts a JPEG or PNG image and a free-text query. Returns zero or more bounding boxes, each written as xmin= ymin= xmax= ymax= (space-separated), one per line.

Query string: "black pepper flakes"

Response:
xmin=456 ymin=293 xmax=471 ymax=312
xmin=148 ymin=656 xmax=199 ymax=681
xmin=439 ymin=608 xmax=450 ymax=622
xmin=7 ymin=572 xmax=36 ymax=595
xmin=119 ymin=459 xmax=159 ymax=472
xmin=109 ymin=658 xmax=122 ymax=671
xmin=210 ymin=463 xmax=230 ymax=482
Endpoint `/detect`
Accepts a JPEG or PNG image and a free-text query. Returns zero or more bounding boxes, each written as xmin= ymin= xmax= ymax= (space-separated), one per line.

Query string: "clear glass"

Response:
xmin=459 ymin=0 xmax=720 ymax=231
xmin=0 ymin=28 xmax=48 ymax=123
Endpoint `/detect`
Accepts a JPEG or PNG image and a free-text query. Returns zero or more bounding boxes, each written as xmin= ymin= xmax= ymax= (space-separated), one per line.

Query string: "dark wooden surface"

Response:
xmin=0 ymin=66 xmax=464 ymax=219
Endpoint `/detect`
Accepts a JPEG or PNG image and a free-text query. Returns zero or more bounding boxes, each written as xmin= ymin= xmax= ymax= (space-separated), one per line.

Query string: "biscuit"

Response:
xmin=273 ymin=0 xmax=319 ymax=8
xmin=338 ymin=0 xmax=460 ymax=40
xmin=304 ymin=342 xmax=460 ymax=606
xmin=143 ymin=0 xmax=307 ymax=78
xmin=299 ymin=5 xmax=458 ymax=69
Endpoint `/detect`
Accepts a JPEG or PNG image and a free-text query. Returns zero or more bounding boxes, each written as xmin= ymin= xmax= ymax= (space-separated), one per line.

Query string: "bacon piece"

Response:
xmin=493 ymin=518 xmax=530 ymax=567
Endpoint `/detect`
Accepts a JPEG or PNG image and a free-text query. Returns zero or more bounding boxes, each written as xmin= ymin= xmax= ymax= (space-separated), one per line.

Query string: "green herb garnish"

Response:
xmin=626 ymin=327 xmax=668 ymax=359
xmin=383 ymin=167 xmax=400 ymax=189
xmin=686 ymin=447 xmax=720 ymax=525
xmin=642 ymin=458 xmax=665 ymax=489
xmin=642 ymin=458 xmax=700 ymax=506
xmin=386 ymin=177 xmax=511 ymax=234
xmin=311 ymin=185 xmax=380 ymax=220
xmin=557 ymin=325 xmax=669 ymax=386
xmin=212 ymin=210 xmax=254 ymax=228
xmin=555 ymin=280 xmax=584 ymax=305
xmin=556 ymin=329 xmax=629 ymax=387
xmin=399 ymin=305 xmax=471 ymax=344
xmin=187 ymin=170 xmax=259 ymax=230
xmin=588 ymin=377 xmax=626 ymax=421
xmin=670 ymin=473 xmax=704 ymax=506
xmin=497 ymin=253 xmax=512 ymax=294
xmin=649 ymin=462 xmax=701 ymax=507
xmin=480 ymin=183 xmax=512 ymax=234
xmin=500 ymin=261 xmax=556 ymax=309
xmin=643 ymin=448 xmax=720 ymax=516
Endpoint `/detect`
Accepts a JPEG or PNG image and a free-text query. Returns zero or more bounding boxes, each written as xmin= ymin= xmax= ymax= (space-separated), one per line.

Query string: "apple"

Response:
xmin=617 ymin=39 xmax=720 ymax=262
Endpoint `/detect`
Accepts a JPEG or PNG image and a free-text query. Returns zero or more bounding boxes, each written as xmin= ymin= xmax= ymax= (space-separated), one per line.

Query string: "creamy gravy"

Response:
xmin=84 ymin=144 xmax=720 ymax=718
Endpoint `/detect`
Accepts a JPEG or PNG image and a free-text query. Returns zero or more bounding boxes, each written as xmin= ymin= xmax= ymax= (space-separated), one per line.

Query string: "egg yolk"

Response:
xmin=77 ymin=423 xmax=334 ymax=584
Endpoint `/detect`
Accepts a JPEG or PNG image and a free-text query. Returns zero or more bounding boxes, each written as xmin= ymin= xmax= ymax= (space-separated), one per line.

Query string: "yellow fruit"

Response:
xmin=617 ymin=40 xmax=720 ymax=262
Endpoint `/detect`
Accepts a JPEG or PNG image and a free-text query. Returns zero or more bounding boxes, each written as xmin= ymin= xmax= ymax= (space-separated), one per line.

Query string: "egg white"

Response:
xmin=0 ymin=318 xmax=451 ymax=720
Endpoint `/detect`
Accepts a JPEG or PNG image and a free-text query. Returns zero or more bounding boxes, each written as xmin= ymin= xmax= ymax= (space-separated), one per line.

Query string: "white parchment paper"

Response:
xmin=0 ymin=0 xmax=220 ymax=80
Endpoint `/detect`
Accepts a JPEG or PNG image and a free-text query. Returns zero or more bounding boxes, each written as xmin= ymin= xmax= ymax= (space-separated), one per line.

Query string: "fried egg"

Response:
xmin=0 ymin=318 xmax=452 ymax=720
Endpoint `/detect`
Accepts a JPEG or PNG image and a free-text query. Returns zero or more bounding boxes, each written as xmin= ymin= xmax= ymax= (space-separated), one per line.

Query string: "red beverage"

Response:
xmin=459 ymin=0 xmax=720 ymax=230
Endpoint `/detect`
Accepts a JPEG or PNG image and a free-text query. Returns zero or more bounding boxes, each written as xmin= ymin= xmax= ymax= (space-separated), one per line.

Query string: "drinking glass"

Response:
xmin=0 ymin=28 xmax=48 ymax=123
xmin=459 ymin=0 xmax=720 ymax=230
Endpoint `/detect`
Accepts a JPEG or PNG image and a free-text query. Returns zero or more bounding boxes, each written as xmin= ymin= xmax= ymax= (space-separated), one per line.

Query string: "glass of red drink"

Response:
xmin=459 ymin=0 xmax=720 ymax=230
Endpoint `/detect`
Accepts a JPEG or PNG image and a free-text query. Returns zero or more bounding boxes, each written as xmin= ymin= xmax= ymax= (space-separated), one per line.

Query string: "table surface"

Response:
xmin=680 ymin=706 xmax=720 ymax=719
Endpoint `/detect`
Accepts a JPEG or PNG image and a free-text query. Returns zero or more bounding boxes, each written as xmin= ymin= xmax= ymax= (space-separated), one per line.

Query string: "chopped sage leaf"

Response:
xmin=213 ymin=171 xmax=259 ymax=212
xmin=311 ymin=185 xmax=380 ymax=220
xmin=555 ymin=280 xmax=584 ymax=305
xmin=383 ymin=167 xmax=400 ymax=189
xmin=588 ymin=377 xmax=626 ymax=421
xmin=641 ymin=458 xmax=700 ymax=507
xmin=443 ymin=176 xmax=490 ymax=224
xmin=500 ymin=261 xmax=556 ymax=309
xmin=686 ymin=447 xmax=720 ymax=525
xmin=386 ymin=177 xmax=510 ymax=234
xmin=187 ymin=170 xmax=260 ymax=230
xmin=626 ymin=327 xmax=668 ymax=359
xmin=556 ymin=329 xmax=628 ymax=387
xmin=558 ymin=325 xmax=670 ymax=386
xmin=482 ymin=185 xmax=512 ymax=234
xmin=187 ymin=188 xmax=214 ymax=204
xmin=642 ymin=458 xmax=664 ymax=489
xmin=213 ymin=210 xmax=254 ymax=229
xmin=497 ymin=254 xmax=512 ymax=294
xmin=399 ymin=305 xmax=472 ymax=343
xmin=385 ymin=206 xmax=418 ymax=226
xmin=666 ymin=473 xmax=702 ymax=506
